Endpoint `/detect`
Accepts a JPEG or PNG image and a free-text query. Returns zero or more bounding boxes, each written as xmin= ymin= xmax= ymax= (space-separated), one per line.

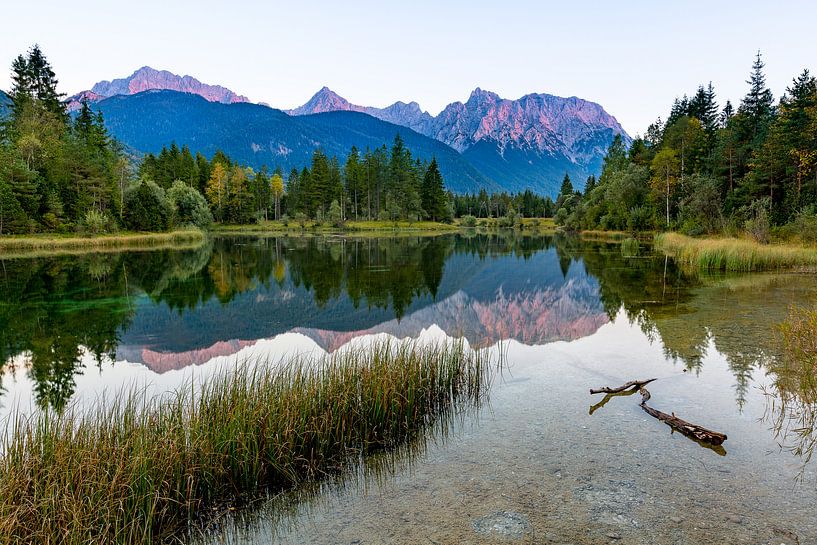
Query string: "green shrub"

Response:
xmin=627 ymin=205 xmax=653 ymax=232
xmin=123 ymin=180 xmax=173 ymax=232
xmin=793 ymin=210 xmax=817 ymax=243
xmin=79 ymin=209 xmax=116 ymax=235
xmin=0 ymin=180 xmax=30 ymax=235
xmin=327 ymin=200 xmax=344 ymax=227
xmin=167 ymin=180 xmax=212 ymax=229
xmin=461 ymin=214 xmax=477 ymax=227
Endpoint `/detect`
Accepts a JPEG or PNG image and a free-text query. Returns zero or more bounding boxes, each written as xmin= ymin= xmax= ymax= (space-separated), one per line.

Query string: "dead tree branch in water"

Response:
xmin=590 ymin=379 xmax=728 ymax=449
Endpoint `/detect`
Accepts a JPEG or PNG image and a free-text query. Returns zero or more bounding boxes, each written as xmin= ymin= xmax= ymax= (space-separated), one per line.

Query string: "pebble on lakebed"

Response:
xmin=471 ymin=511 xmax=531 ymax=539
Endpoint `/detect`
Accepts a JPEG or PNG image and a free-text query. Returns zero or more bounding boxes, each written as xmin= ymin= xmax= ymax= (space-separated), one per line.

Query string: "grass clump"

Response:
xmin=620 ymin=237 xmax=640 ymax=257
xmin=0 ymin=341 xmax=487 ymax=545
xmin=655 ymin=232 xmax=817 ymax=272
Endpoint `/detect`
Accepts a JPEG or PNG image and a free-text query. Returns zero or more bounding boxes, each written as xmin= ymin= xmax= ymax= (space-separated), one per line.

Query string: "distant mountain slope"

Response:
xmin=290 ymin=87 xmax=630 ymax=194
xmin=96 ymin=90 xmax=501 ymax=193
xmin=287 ymin=87 xmax=434 ymax=134
xmin=67 ymin=66 xmax=249 ymax=111
xmin=0 ymin=90 xmax=8 ymax=117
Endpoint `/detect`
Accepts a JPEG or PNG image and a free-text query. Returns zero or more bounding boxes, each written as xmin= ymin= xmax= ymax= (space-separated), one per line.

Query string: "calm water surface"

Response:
xmin=1 ymin=233 xmax=815 ymax=544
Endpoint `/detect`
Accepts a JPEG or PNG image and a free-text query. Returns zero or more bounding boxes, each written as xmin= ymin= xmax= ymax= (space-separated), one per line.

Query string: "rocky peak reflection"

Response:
xmin=3 ymin=233 xmax=786 ymax=413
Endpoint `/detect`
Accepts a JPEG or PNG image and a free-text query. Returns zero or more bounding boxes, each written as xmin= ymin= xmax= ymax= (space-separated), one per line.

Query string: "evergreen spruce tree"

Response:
xmin=421 ymin=158 xmax=447 ymax=221
xmin=584 ymin=175 xmax=596 ymax=195
xmin=559 ymin=173 xmax=574 ymax=196
xmin=24 ymin=45 xmax=66 ymax=121
xmin=9 ymin=54 xmax=32 ymax=120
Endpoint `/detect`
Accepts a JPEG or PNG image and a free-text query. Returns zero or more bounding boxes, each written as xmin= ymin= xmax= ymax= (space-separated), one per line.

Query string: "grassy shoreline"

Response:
xmin=655 ymin=232 xmax=817 ymax=272
xmin=211 ymin=219 xmax=459 ymax=234
xmin=212 ymin=217 xmax=558 ymax=234
xmin=0 ymin=218 xmax=560 ymax=257
xmin=0 ymin=342 xmax=487 ymax=545
xmin=0 ymin=229 xmax=207 ymax=256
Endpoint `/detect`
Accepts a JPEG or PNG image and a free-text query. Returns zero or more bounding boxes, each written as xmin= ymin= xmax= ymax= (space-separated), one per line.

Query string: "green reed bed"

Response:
xmin=0 ymin=229 xmax=206 ymax=254
xmin=0 ymin=341 xmax=488 ymax=545
xmin=655 ymin=232 xmax=817 ymax=272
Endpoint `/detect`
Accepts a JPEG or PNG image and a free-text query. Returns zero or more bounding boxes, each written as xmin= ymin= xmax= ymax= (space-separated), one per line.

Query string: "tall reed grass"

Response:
xmin=0 ymin=229 xmax=206 ymax=254
xmin=0 ymin=341 xmax=487 ymax=545
xmin=765 ymin=305 xmax=817 ymax=478
xmin=655 ymin=232 xmax=817 ymax=272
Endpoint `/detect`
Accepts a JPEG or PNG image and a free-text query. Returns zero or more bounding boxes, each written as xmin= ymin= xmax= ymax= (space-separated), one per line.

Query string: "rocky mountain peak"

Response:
xmin=76 ymin=66 xmax=249 ymax=106
xmin=286 ymin=86 xmax=630 ymax=193
xmin=466 ymin=87 xmax=500 ymax=105
xmin=287 ymin=87 xmax=360 ymax=116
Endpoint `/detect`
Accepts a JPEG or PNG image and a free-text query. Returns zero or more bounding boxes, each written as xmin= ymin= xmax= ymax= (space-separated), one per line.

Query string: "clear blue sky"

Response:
xmin=2 ymin=0 xmax=816 ymax=135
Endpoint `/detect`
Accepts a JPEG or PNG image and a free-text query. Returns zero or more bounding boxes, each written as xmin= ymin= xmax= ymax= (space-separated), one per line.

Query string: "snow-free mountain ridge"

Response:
xmin=288 ymin=86 xmax=630 ymax=193
xmin=67 ymin=66 xmax=249 ymax=111
xmin=64 ymin=67 xmax=630 ymax=195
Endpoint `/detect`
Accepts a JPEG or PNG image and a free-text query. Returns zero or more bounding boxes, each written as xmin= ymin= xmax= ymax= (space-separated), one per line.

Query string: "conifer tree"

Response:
xmin=739 ymin=51 xmax=776 ymax=139
xmin=559 ymin=173 xmax=574 ymax=196
xmin=24 ymin=45 xmax=66 ymax=121
xmin=421 ymin=158 xmax=447 ymax=221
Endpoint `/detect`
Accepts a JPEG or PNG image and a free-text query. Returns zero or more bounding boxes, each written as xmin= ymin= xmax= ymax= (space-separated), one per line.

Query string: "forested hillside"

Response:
xmin=96 ymin=91 xmax=500 ymax=194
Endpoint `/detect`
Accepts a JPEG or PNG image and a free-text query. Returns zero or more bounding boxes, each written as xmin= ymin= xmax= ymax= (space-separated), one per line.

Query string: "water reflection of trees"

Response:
xmin=1 ymin=232 xmax=809 ymax=414
xmin=764 ymin=305 xmax=817 ymax=478
xmin=554 ymin=237 xmax=800 ymax=407
xmin=0 ymin=243 xmax=214 ymax=411
xmin=0 ymin=236 xmax=450 ymax=411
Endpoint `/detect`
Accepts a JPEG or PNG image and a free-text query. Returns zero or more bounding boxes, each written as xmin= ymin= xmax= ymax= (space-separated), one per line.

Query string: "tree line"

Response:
xmin=555 ymin=52 xmax=817 ymax=240
xmin=0 ymin=46 xmax=465 ymax=232
xmin=0 ymin=44 xmax=586 ymax=236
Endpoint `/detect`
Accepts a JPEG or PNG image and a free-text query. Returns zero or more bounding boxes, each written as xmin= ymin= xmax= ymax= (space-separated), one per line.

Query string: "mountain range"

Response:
xmin=288 ymin=86 xmax=629 ymax=193
xmin=66 ymin=66 xmax=249 ymax=111
xmin=96 ymin=91 xmax=499 ymax=193
xmin=116 ymin=247 xmax=606 ymax=370
xmin=6 ymin=67 xmax=631 ymax=195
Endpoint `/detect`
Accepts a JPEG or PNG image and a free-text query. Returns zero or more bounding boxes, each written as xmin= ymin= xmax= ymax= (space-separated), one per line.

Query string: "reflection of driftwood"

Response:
xmin=590 ymin=379 xmax=728 ymax=449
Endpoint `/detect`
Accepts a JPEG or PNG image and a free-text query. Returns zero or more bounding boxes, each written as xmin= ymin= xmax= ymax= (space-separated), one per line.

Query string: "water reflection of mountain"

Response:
xmin=296 ymin=278 xmax=608 ymax=353
xmin=6 ymin=233 xmax=807 ymax=413
xmin=118 ymin=245 xmax=608 ymax=371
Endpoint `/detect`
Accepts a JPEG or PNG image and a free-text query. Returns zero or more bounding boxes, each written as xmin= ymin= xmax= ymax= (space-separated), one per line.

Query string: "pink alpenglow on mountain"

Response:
xmin=68 ymin=66 xmax=250 ymax=108
xmin=65 ymin=90 xmax=104 ymax=112
xmin=286 ymin=87 xmax=435 ymax=134
xmin=287 ymin=86 xmax=629 ymax=194
xmin=288 ymin=86 xmax=628 ymax=160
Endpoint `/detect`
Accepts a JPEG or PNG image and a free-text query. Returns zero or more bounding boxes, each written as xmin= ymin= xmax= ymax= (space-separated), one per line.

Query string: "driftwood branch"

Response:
xmin=589 ymin=378 xmax=656 ymax=395
xmin=638 ymin=387 xmax=727 ymax=446
xmin=590 ymin=379 xmax=728 ymax=450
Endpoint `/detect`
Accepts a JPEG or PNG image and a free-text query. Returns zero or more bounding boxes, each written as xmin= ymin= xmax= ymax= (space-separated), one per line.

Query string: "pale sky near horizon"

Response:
xmin=1 ymin=0 xmax=816 ymax=136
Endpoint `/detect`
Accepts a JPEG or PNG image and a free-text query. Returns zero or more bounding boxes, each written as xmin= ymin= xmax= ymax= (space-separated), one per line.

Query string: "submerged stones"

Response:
xmin=471 ymin=511 xmax=531 ymax=539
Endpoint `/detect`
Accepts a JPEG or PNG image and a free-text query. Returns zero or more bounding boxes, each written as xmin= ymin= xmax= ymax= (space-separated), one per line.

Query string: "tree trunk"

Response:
xmin=665 ymin=169 xmax=670 ymax=227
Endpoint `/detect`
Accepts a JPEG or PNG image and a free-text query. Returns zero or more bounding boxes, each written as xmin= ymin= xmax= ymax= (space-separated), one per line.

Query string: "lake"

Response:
xmin=1 ymin=233 xmax=815 ymax=544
